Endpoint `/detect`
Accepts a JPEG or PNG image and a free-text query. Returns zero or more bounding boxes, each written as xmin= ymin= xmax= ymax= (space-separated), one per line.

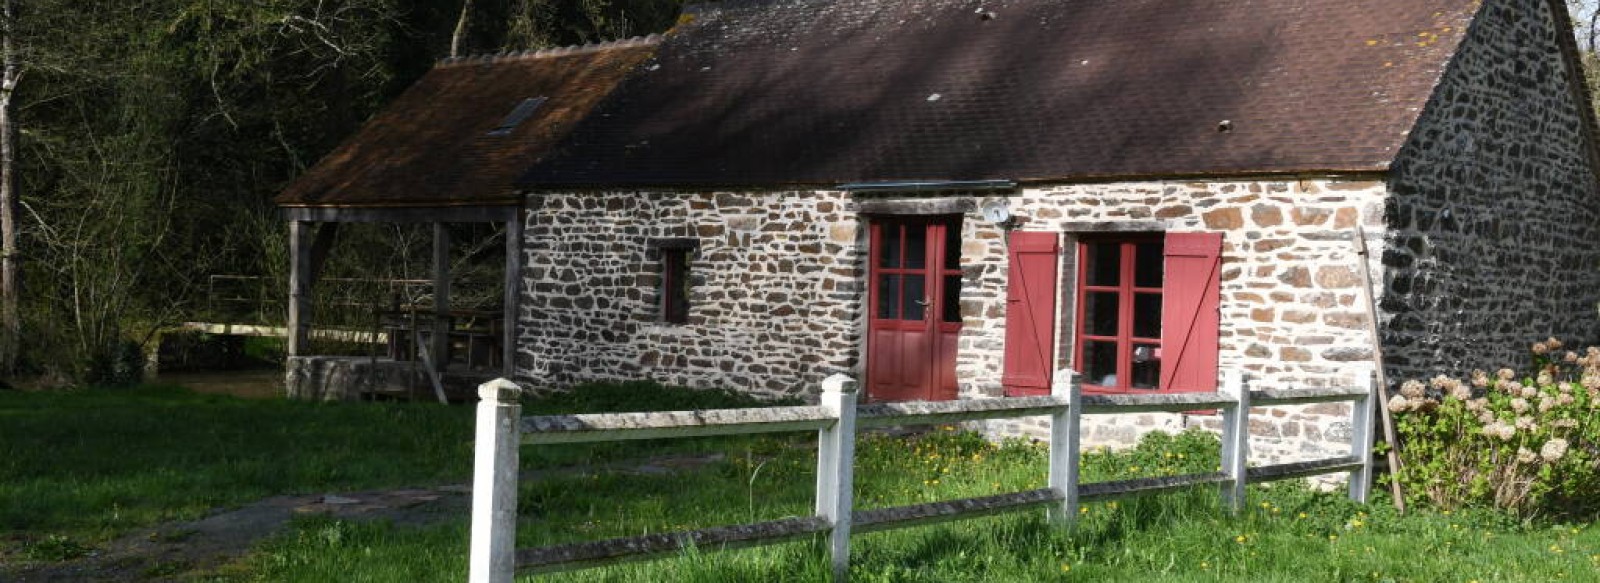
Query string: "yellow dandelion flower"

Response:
xmin=1079 ymin=506 xmax=1089 ymax=515
xmin=1298 ymin=512 xmax=1308 ymax=520
xmin=1061 ymin=564 xmax=1071 ymax=573
xmin=1236 ymin=535 xmax=1248 ymax=544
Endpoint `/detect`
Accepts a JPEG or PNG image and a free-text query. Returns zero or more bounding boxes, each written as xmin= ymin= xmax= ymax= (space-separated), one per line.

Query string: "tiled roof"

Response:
xmin=277 ymin=37 xmax=658 ymax=207
xmin=520 ymin=0 xmax=1479 ymax=188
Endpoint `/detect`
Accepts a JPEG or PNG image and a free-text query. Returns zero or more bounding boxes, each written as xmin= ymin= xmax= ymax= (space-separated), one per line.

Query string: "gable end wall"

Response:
xmin=1382 ymin=0 xmax=1600 ymax=379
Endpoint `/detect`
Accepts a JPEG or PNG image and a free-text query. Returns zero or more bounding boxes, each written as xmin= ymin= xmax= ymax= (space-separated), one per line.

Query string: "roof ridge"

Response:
xmin=436 ymin=34 xmax=662 ymax=67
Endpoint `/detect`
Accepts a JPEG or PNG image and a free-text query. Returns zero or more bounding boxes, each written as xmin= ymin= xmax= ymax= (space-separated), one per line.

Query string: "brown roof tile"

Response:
xmin=521 ymin=0 xmax=1479 ymax=188
xmin=277 ymin=38 xmax=658 ymax=207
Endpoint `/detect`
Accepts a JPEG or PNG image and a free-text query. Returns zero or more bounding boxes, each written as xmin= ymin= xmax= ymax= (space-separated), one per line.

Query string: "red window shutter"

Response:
xmin=1160 ymin=232 xmax=1222 ymax=392
xmin=1002 ymin=232 xmax=1060 ymax=396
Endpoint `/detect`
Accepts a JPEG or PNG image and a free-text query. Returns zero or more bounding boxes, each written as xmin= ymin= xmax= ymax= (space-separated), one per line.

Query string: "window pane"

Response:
xmin=1135 ymin=242 xmax=1164 ymax=288
xmin=879 ymin=226 xmax=901 ymax=268
xmin=906 ymin=225 xmax=927 ymax=269
xmin=1085 ymin=242 xmax=1120 ymax=287
xmin=903 ymin=275 xmax=926 ymax=321
xmin=1084 ymin=292 xmax=1119 ymax=336
xmin=662 ymin=250 xmax=691 ymax=324
xmin=1131 ymin=343 xmax=1161 ymax=389
xmin=877 ymin=274 xmax=900 ymax=319
xmin=1083 ymin=341 xmax=1119 ymax=387
xmin=944 ymin=224 xmax=961 ymax=269
xmin=942 ymin=275 xmax=962 ymax=323
xmin=1133 ymin=293 xmax=1162 ymax=339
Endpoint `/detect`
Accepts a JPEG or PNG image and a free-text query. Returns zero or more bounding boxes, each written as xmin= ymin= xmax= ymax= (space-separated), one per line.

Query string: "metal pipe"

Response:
xmin=835 ymin=179 xmax=1016 ymax=193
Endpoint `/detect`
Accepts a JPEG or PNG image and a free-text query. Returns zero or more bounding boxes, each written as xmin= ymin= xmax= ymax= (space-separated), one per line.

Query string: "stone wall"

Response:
xmin=946 ymin=181 xmax=1389 ymax=464
xmin=1381 ymin=0 xmax=1600 ymax=382
xmin=519 ymin=182 xmax=1389 ymax=464
xmin=516 ymin=193 xmax=863 ymax=397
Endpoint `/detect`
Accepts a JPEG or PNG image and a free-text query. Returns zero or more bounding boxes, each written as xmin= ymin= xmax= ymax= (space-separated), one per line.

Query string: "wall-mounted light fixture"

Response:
xmin=981 ymin=199 xmax=1018 ymax=230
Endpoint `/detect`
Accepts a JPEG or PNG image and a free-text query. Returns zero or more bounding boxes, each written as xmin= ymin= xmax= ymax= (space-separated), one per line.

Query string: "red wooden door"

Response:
xmin=867 ymin=218 xmax=962 ymax=402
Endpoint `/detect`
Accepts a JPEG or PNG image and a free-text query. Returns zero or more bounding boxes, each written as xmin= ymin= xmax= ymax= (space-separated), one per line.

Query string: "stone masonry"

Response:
xmin=1380 ymin=0 xmax=1600 ymax=380
xmin=517 ymin=194 xmax=862 ymax=396
xmin=518 ymin=181 xmax=1388 ymax=466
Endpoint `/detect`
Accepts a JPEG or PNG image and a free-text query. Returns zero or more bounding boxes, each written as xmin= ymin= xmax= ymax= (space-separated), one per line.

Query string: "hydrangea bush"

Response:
xmin=1390 ymin=338 xmax=1600 ymax=517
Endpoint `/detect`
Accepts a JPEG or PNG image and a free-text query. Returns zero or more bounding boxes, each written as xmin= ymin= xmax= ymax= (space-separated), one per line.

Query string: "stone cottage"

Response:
xmin=280 ymin=0 xmax=1600 ymax=462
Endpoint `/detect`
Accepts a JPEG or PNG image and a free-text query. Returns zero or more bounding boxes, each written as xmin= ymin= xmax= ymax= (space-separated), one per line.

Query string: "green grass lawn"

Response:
xmin=0 ymin=381 xmax=781 ymax=561
xmin=240 ymin=429 xmax=1600 ymax=582
xmin=4 ymin=383 xmax=1598 ymax=581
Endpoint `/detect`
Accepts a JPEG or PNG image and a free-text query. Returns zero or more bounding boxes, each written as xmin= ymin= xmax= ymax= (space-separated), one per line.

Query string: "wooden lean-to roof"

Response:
xmin=520 ymin=0 xmax=1483 ymax=189
xmin=276 ymin=37 xmax=658 ymax=208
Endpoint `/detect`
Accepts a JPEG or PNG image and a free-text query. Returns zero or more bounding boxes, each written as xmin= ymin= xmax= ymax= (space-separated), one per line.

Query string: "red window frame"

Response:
xmin=1075 ymin=235 xmax=1164 ymax=394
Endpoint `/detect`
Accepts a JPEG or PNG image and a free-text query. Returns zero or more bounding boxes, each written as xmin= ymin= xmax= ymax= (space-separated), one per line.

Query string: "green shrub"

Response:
xmin=1392 ymin=338 xmax=1600 ymax=517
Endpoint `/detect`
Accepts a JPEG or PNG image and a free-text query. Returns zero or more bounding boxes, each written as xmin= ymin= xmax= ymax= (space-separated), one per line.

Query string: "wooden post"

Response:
xmin=287 ymin=221 xmax=313 ymax=357
xmin=502 ymin=214 xmax=522 ymax=376
xmin=469 ymin=378 xmax=522 ymax=583
xmin=1219 ymin=369 xmax=1249 ymax=513
xmin=1352 ymin=225 xmax=1407 ymax=512
xmin=1048 ymin=370 xmax=1082 ymax=526
xmin=815 ymin=374 xmax=858 ymax=582
xmin=1348 ymin=365 xmax=1377 ymax=504
xmin=432 ymin=223 xmax=451 ymax=373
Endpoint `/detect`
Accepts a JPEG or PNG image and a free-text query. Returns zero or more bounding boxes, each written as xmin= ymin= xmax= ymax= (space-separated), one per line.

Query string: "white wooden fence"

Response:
xmin=468 ymin=369 xmax=1376 ymax=582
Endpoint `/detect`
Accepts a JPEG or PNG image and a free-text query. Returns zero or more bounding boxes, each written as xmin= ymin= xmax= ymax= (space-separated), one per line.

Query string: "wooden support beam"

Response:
xmin=307 ymin=223 xmax=340 ymax=287
xmin=287 ymin=221 xmax=313 ymax=357
xmin=282 ymin=205 xmax=518 ymax=224
xmin=433 ymin=223 xmax=451 ymax=374
xmin=503 ymin=213 xmax=522 ymax=377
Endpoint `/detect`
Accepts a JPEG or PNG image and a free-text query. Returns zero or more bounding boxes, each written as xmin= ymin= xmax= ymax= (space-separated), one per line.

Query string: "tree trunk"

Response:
xmin=451 ymin=0 xmax=474 ymax=58
xmin=0 ymin=0 xmax=19 ymax=375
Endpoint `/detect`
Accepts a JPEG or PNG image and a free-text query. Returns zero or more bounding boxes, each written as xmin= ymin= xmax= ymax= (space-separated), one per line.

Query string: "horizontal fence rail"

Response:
xmin=468 ymin=367 xmax=1377 ymax=582
xmin=521 ymin=406 xmax=835 ymax=444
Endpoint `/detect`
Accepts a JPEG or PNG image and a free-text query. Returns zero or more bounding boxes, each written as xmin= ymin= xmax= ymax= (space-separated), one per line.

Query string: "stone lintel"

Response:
xmin=1058 ymin=220 xmax=1168 ymax=233
xmin=855 ymin=196 xmax=976 ymax=216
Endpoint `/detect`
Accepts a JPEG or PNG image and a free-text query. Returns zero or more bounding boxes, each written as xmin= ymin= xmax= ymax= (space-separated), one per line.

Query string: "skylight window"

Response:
xmin=487 ymin=96 xmax=548 ymax=137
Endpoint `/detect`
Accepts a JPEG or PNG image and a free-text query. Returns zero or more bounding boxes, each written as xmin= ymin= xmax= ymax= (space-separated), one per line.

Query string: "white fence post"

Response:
xmin=1048 ymin=371 xmax=1082 ymax=526
xmin=1347 ymin=365 xmax=1376 ymax=503
xmin=815 ymin=374 xmax=858 ymax=582
xmin=1219 ymin=370 xmax=1249 ymax=513
xmin=470 ymin=379 xmax=523 ymax=583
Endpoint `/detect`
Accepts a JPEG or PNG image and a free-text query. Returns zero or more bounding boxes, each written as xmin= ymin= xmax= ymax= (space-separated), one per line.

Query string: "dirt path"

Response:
xmin=1 ymin=453 xmax=727 ymax=582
